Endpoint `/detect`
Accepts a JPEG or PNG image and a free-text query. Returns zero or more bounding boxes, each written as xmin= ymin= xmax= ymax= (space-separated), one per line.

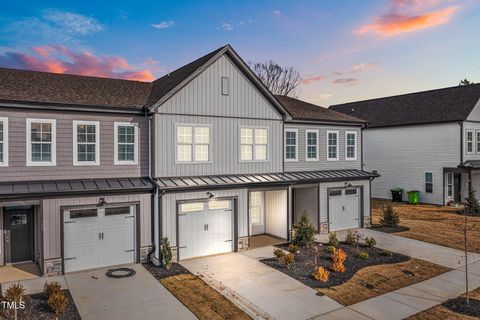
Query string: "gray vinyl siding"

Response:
xmin=155 ymin=114 xmax=283 ymax=176
xmin=159 ymin=55 xmax=282 ymax=120
xmin=284 ymin=123 xmax=362 ymax=172
xmin=463 ymin=121 xmax=480 ymax=161
xmin=41 ymin=193 xmax=151 ymax=260
xmin=0 ymin=109 xmax=149 ymax=182
xmin=364 ymin=122 xmax=460 ymax=205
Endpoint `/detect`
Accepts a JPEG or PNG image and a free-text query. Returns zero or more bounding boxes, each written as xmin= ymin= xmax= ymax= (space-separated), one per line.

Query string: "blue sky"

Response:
xmin=1 ymin=0 xmax=479 ymax=105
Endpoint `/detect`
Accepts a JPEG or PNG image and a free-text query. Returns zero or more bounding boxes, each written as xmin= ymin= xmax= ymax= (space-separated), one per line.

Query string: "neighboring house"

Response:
xmin=330 ymin=84 xmax=480 ymax=205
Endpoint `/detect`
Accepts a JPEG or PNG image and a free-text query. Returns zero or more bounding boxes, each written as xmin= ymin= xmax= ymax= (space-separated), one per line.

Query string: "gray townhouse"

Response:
xmin=0 ymin=44 xmax=378 ymax=275
xmin=331 ymin=84 xmax=480 ymax=206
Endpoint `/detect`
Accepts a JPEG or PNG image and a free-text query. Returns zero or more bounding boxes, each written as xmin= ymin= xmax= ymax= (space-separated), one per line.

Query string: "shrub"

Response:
xmin=4 ymin=283 xmax=26 ymax=320
xmin=160 ymin=237 xmax=173 ymax=269
xmin=279 ymin=253 xmax=295 ymax=269
xmin=331 ymin=248 xmax=347 ymax=273
xmin=292 ymin=211 xmax=316 ymax=248
xmin=365 ymin=237 xmax=376 ymax=248
xmin=325 ymin=245 xmax=336 ymax=254
xmin=288 ymin=243 xmax=299 ymax=254
xmin=274 ymin=248 xmax=286 ymax=259
xmin=327 ymin=232 xmax=339 ymax=247
xmin=344 ymin=230 xmax=356 ymax=245
xmin=357 ymin=251 xmax=369 ymax=260
xmin=379 ymin=205 xmax=400 ymax=227
xmin=465 ymin=189 xmax=480 ymax=215
xmin=44 ymin=281 xmax=62 ymax=297
xmin=312 ymin=266 xmax=330 ymax=282
xmin=48 ymin=291 xmax=69 ymax=320
xmin=380 ymin=250 xmax=393 ymax=257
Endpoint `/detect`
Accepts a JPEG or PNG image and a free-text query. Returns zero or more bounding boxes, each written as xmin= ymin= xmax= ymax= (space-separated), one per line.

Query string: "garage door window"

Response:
xmin=180 ymin=202 xmax=204 ymax=212
xmin=105 ymin=206 xmax=131 ymax=216
xmin=70 ymin=209 xmax=97 ymax=219
xmin=329 ymin=190 xmax=342 ymax=197
xmin=345 ymin=189 xmax=358 ymax=195
xmin=208 ymin=200 xmax=230 ymax=210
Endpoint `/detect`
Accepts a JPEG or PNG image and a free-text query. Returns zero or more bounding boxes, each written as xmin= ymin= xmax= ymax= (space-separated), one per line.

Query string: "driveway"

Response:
xmin=65 ymin=264 xmax=196 ymax=320
xmin=181 ymin=253 xmax=342 ymax=320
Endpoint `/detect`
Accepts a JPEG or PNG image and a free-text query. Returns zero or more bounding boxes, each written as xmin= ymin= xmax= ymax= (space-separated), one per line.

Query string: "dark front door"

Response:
xmin=454 ymin=173 xmax=462 ymax=202
xmin=4 ymin=207 xmax=33 ymax=263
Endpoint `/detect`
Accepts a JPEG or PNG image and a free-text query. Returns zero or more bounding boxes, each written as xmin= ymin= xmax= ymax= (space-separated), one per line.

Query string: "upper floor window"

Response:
xmin=345 ymin=131 xmax=357 ymax=161
xmin=26 ymin=118 xmax=56 ymax=166
xmin=284 ymin=129 xmax=298 ymax=161
xmin=73 ymin=121 xmax=100 ymax=166
xmin=327 ymin=130 xmax=339 ymax=161
xmin=114 ymin=122 xmax=138 ymax=165
xmin=0 ymin=117 xmax=7 ymax=167
xmin=476 ymin=130 xmax=480 ymax=154
xmin=240 ymin=127 xmax=268 ymax=161
xmin=425 ymin=172 xmax=434 ymax=193
xmin=305 ymin=129 xmax=318 ymax=161
xmin=177 ymin=125 xmax=210 ymax=162
xmin=466 ymin=129 xmax=474 ymax=154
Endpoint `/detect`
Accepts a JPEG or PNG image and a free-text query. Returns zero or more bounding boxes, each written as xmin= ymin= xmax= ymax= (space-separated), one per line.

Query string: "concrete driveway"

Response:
xmin=65 ymin=264 xmax=196 ymax=320
xmin=181 ymin=253 xmax=342 ymax=320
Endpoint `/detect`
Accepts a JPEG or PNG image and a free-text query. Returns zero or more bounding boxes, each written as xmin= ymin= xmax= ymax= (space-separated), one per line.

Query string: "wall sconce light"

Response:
xmin=206 ymin=191 xmax=215 ymax=199
xmin=96 ymin=196 xmax=107 ymax=207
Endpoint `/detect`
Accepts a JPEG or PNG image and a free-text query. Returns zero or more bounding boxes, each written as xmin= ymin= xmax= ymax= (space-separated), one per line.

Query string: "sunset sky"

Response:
xmin=1 ymin=0 xmax=479 ymax=105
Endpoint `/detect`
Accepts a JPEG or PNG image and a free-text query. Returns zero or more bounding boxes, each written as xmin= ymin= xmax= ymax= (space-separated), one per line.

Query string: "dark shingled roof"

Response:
xmin=275 ymin=95 xmax=366 ymax=124
xmin=330 ymin=84 xmax=480 ymax=128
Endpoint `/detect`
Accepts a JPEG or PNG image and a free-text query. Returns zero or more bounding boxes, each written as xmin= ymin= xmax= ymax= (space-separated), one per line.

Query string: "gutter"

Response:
xmin=460 ymin=121 xmax=464 ymax=164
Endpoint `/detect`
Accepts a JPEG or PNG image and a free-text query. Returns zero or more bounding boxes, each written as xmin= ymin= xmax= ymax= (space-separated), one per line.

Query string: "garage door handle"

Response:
xmin=179 ymin=246 xmax=187 ymax=249
xmin=124 ymin=249 xmax=135 ymax=252
xmin=124 ymin=216 xmax=134 ymax=219
xmin=64 ymin=221 xmax=76 ymax=224
xmin=224 ymin=240 xmax=232 ymax=242
xmin=65 ymin=257 xmax=76 ymax=260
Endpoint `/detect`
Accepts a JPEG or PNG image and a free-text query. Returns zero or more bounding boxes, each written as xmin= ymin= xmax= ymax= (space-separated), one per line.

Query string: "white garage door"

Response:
xmin=329 ymin=188 xmax=360 ymax=231
xmin=63 ymin=205 xmax=136 ymax=273
xmin=178 ymin=199 xmax=233 ymax=260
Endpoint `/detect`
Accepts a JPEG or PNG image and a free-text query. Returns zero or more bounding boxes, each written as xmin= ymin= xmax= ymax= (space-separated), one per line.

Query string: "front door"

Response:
xmin=4 ymin=207 xmax=33 ymax=263
xmin=454 ymin=173 xmax=462 ymax=202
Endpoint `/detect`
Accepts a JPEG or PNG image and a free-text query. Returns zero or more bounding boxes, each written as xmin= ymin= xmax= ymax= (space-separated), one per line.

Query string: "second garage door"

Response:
xmin=178 ymin=199 xmax=234 ymax=260
xmin=329 ymin=188 xmax=360 ymax=231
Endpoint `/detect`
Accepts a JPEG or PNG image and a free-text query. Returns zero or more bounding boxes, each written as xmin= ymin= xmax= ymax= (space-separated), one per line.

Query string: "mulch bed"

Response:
xmin=1 ymin=290 xmax=80 ymax=320
xmin=369 ymin=224 xmax=410 ymax=233
xmin=261 ymin=242 xmax=409 ymax=289
xmin=142 ymin=262 xmax=191 ymax=280
xmin=442 ymin=297 xmax=480 ymax=318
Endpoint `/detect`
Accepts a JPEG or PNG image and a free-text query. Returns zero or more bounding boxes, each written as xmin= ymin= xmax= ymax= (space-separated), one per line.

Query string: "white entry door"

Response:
xmin=329 ymin=188 xmax=360 ymax=231
xmin=63 ymin=205 xmax=136 ymax=273
xmin=178 ymin=199 xmax=233 ymax=260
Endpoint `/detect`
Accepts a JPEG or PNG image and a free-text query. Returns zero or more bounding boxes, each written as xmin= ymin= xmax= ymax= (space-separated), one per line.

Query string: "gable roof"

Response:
xmin=330 ymin=84 xmax=480 ymax=128
xmin=275 ymin=95 xmax=366 ymax=124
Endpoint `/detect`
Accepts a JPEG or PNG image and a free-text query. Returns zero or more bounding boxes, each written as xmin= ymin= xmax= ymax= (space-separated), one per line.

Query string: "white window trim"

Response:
xmin=284 ymin=128 xmax=298 ymax=162
xmin=0 ymin=117 xmax=8 ymax=167
xmin=425 ymin=171 xmax=434 ymax=194
xmin=239 ymin=126 xmax=270 ymax=162
xmin=345 ymin=131 xmax=358 ymax=161
xmin=26 ymin=118 xmax=56 ymax=167
xmin=249 ymin=191 xmax=264 ymax=226
xmin=114 ymin=122 xmax=139 ymax=165
xmin=476 ymin=130 xmax=480 ymax=154
xmin=305 ymin=129 xmax=319 ymax=161
xmin=466 ymin=129 xmax=474 ymax=155
xmin=446 ymin=172 xmax=454 ymax=198
xmin=175 ymin=123 xmax=212 ymax=164
xmin=326 ymin=130 xmax=339 ymax=161
xmin=73 ymin=120 xmax=100 ymax=166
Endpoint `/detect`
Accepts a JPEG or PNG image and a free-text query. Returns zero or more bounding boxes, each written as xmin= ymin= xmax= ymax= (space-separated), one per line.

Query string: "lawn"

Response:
xmin=372 ymin=199 xmax=480 ymax=253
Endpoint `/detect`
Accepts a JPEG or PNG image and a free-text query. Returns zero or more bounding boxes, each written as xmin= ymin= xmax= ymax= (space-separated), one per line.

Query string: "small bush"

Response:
xmin=160 ymin=237 xmax=173 ymax=269
xmin=44 ymin=281 xmax=62 ymax=297
xmin=357 ymin=251 xmax=369 ymax=260
xmin=380 ymin=205 xmax=400 ymax=227
xmin=279 ymin=253 xmax=295 ymax=269
xmin=274 ymin=248 xmax=286 ymax=259
xmin=4 ymin=283 xmax=26 ymax=304
xmin=288 ymin=243 xmax=299 ymax=254
xmin=331 ymin=248 xmax=347 ymax=273
xmin=312 ymin=266 xmax=330 ymax=282
xmin=292 ymin=211 xmax=316 ymax=248
xmin=465 ymin=189 xmax=480 ymax=215
xmin=380 ymin=250 xmax=393 ymax=257
xmin=327 ymin=232 xmax=339 ymax=247
xmin=325 ymin=245 xmax=336 ymax=254
xmin=48 ymin=291 xmax=69 ymax=320
xmin=344 ymin=230 xmax=356 ymax=245
xmin=365 ymin=237 xmax=376 ymax=248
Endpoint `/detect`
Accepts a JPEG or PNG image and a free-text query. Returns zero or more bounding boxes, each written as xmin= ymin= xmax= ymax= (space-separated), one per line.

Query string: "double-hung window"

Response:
xmin=305 ymin=129 xmax=318 ymax=161
xmin=476 ymin=130 xmax=480 ymax=154
xmin=114 ymin=123 xmax=138 ymax=164
xmin=0 ymin=117 xmax=7 ymax=166
xmin=327 ymin=130 xmax=339 ymax=161
xmin=27 ymin=118 xmax=56 ymax=166
xmin=466 ymin=130 xmax=474 ymax=154
xmin=176 ymin=125 xmax=210 ymax=162
xmin=425 ymin=172 xmax=434 ymax=194
xmin=240 ymin=127 xmax=268 ymax=161
xmin=446 ymin=172 xmax=453 ymax=198
xmin=73 ymin=121 xmax=100 ymax=165
xmin=345 ymin=131 xmax=357 ymax=161
xmin=249 ymin=191 xmax=264 ymax=225
xmin=285 ymin=129 xmax=298 ymax=161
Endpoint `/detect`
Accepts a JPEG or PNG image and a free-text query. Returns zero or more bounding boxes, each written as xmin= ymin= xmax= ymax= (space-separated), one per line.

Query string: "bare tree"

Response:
xmin=249 ymin=60 xmax=302 ymax=97
xmin=459 ymin=79 xmax=474 ymax=86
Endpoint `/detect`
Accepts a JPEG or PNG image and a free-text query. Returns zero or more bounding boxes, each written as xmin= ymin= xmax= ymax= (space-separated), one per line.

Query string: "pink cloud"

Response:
xmin=332 ymin=78 xmax=358 ymax=85
xmin=301 ymin=75 xmax=324 ymax=85
xmin=0 ymin=45 xmax=155 ymax=81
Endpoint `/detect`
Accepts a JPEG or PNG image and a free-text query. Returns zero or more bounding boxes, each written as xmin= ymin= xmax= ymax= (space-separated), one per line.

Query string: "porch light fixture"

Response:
xmin=96 ymin=196 xmax=107 ymax=207
xmin=206 ymin=191 xmax=215 ymax=198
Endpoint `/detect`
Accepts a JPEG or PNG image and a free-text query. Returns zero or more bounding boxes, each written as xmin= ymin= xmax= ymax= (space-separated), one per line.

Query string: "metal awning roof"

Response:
xmin=459 ymin=160 xmax=480 ymax=170
xmin=0 ymin=177 xmax=155 ymax=201
xmin=157 ymin=169 xmax=378 ymax=192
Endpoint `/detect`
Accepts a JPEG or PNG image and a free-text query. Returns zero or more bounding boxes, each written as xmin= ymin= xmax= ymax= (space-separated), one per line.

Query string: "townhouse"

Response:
xmin=0 ymin=45 xmax=377 ymax=275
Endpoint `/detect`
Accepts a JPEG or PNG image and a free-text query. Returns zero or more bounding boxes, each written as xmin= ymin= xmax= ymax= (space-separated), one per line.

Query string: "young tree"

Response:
xmin=249 ymin=60 xmax=302 ymax=97
xmin=459 ymin=79 xmax=474 ymax=86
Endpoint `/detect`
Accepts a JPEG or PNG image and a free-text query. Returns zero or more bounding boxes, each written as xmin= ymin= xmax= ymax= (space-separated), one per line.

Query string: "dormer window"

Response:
xmin=221 ymin=76 xmax=230 ymax=95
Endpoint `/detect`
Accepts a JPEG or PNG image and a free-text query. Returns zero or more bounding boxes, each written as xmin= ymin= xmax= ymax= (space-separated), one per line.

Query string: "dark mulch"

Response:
xmin=442 ymin=297 xmax=480 ymax=318
xmin=143 ymin=262 xmax=191 ymax=280
xmin=1 ymin=290 xmax=80 ymax=320
xmin=262 ymin=242 xmax=409 ymax=289
xmin=369 ymin=224 xmax=410 ymax=233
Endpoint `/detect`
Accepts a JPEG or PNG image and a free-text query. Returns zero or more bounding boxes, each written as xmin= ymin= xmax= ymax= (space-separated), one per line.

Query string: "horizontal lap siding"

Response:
xmin=0 ymin=109 xmax=149 ymax=181
xmin=462 ymin=121 xmax=480 ymax=161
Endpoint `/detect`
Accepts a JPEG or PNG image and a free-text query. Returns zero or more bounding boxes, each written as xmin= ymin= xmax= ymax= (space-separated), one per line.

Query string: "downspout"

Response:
xmin=144 ymin=107 xmax=156 ymax=264
xmin=460 ymin=121 xmax=464 ymax=164
xmin=361 ymin=124 xmax=365 ymax=171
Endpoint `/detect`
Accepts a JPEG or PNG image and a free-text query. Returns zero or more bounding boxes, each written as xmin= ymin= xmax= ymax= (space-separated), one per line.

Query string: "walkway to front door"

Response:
xmin=4 ymin=206 xmax=34 ymax=263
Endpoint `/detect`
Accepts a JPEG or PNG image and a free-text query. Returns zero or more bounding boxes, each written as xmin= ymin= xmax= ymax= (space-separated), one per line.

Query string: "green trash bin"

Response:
xmin=407 ymin=190 xmax=420 ymax=204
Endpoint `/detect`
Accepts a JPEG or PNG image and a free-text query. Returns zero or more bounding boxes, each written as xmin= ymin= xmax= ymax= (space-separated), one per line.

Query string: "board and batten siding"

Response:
xmin=0 ymin=109 xmax=149 ymax=182
xmin=41 ymin=193 xmax=151 ymax=261
xmin=284 ymin=123 xmax=362 ymax=172
xmin=158 ymin=55 xmax=282 ymax=120
xmin=155 ymin=114 xmax=283 ymax=176
xmin=364 ymin=122 xmax=461 ymax=205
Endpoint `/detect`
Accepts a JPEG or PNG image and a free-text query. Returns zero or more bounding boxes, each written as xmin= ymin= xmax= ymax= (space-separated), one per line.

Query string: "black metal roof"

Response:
xmin=156 ymin=169 xmax=378 ymax=192
xmin=0 ymin=177 xmax=155 ymax=200
xmin=459 ymin=160 xmax=480 ymax=170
